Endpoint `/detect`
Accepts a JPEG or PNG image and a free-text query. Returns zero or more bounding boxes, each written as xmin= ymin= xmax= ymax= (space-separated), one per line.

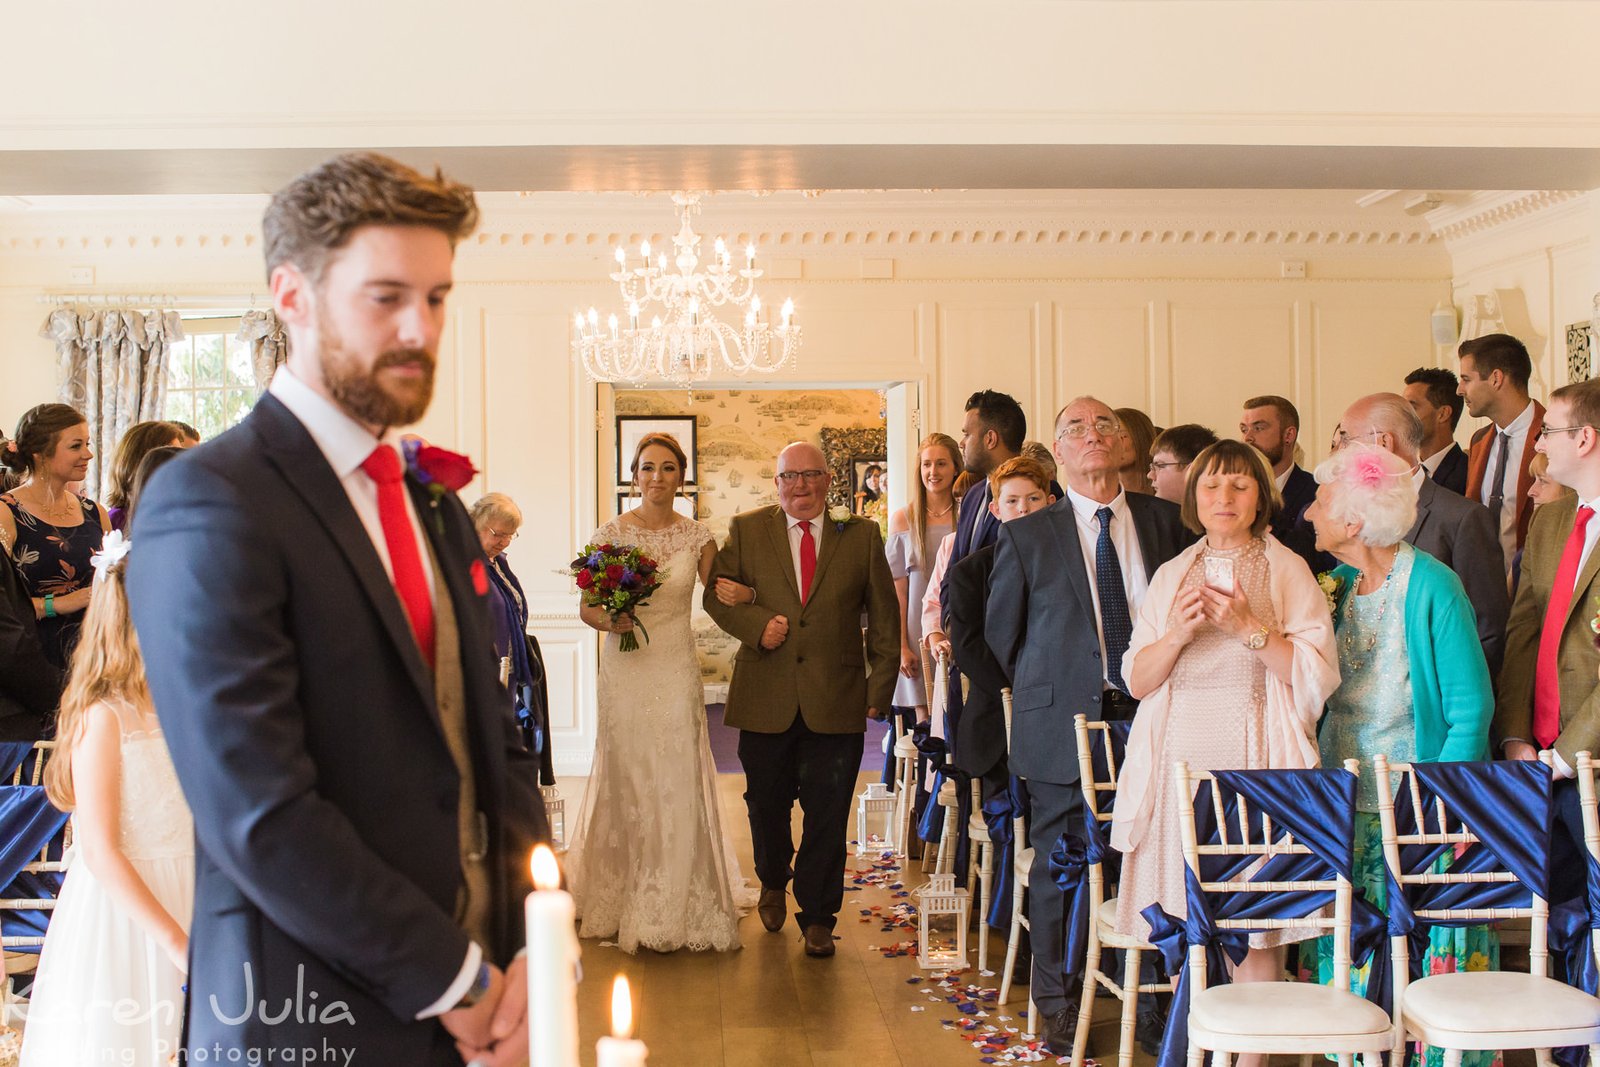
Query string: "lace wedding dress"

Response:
xmin=21 ymin=705 xmax=193 ymax=1067
xmin=566 ymin=516 xmax=757 ymax=953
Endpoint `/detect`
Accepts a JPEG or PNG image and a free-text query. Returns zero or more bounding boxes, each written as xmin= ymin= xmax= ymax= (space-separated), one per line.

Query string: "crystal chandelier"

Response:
xmin=572 ymin=192 xmax=802 ymax=385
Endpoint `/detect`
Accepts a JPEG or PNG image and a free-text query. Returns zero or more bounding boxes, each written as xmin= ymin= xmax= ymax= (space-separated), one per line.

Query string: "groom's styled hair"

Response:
xmin=262 ymin=152 xmax=480 ymax=284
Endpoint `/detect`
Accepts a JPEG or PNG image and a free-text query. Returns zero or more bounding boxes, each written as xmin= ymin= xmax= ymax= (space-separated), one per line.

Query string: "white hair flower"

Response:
xmin=90 ymin=529 xmax=131 ymax=579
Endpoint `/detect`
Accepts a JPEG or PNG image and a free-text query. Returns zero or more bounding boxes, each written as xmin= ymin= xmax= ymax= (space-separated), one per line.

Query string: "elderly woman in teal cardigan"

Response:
xmin=1302 ymin=442 xmax=1497 ymax=1067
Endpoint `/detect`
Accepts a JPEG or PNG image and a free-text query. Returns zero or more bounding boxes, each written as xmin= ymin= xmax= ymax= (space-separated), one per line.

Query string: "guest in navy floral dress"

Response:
xmin=0 ymin=404 xmax=109 ymax=668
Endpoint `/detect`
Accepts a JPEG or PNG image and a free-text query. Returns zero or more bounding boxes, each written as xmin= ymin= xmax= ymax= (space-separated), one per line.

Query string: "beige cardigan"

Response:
xmin=1108 ymin=535 xmax=1341 ymax=854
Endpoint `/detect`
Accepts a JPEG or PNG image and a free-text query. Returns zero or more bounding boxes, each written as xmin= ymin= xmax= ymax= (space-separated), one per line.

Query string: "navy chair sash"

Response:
xmin=1144 ymin=768 xmax=1371 ymax=1067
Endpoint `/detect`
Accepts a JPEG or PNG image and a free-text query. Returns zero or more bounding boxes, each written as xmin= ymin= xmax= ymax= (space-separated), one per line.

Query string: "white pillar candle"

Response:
xmin=595 ymin=975 xmax=648 ymax=1067
xmin=527 ymin=846 xmax=580 ymax=1067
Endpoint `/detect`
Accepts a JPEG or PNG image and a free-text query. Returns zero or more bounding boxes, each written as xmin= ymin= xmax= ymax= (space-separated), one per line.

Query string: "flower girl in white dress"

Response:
xmin=21 ymin=532 xmax=193 ymax=1067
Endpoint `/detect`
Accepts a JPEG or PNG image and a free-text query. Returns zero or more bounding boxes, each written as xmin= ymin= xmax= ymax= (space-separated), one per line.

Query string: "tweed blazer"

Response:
xmin=704 ymin=506 xmax=901 ymax=733
xmin=1494 ymin=494 xmax=1600 ymax=767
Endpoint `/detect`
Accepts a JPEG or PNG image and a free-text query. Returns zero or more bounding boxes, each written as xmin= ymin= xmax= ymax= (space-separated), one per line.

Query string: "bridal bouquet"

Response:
xmin=569 ymin=542 xmax=664 ymax=652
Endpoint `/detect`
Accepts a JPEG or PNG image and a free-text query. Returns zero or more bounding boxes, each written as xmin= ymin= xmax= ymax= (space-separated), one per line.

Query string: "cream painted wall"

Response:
xmin=1438 ymin=192 xmax=1599 ymax=403
xmin=0 ymin=192 xmax=1461 ymax=774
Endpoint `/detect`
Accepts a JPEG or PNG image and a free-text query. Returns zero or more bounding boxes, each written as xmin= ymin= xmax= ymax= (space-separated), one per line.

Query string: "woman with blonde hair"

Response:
xmin=21 ymin=532 xmax=193 ymax=1066
xmin=886 ymin=432 xmax=960 ymax=728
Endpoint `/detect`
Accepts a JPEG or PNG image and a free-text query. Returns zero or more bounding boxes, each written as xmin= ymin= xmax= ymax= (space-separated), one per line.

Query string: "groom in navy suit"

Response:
xmin=128 ymin=154 xmax=546 ymax=1066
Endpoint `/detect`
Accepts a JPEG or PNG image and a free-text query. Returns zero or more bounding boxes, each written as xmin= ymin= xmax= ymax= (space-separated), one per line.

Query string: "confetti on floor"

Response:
xmin=846 ymin=848 xmax=1092 ymax=1065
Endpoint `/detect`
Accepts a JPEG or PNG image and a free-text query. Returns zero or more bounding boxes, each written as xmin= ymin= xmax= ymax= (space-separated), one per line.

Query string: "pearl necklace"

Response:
xmin=1341 ymin=550 xmax=1398 ymax=673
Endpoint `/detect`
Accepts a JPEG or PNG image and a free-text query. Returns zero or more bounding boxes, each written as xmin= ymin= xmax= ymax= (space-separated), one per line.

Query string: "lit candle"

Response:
xmin=608 ymin=313 xmax=618 ymax=340
xmin=745 ymin=244 xmax=756 ymax=271
xmin=596 ymin=975 xmax=648 ymax=1067
xmin=526 ymin=846 xmax=580 ymax=1067
xmin=628 ymin=301 xmax=640 ymax=331
xmin=614 ymin=247 xmax=626 ymax=271
xmin=689 ymin=297 xmax=700 ymax=326
xmin=640 ymin=240 xmax=650 ymax=260
xmin=781 ymin=298 xmax=795 ymax=328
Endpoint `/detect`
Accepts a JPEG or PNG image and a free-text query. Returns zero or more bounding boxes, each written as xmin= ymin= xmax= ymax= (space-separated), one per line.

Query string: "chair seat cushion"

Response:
xmin=1192 ymin=982 xmax=1390 ymax=1038
xmin=1094 ymin=897 xmax=1153 ymax=949
xmin=1405 ymin=972 xmax=1600 ymax=1035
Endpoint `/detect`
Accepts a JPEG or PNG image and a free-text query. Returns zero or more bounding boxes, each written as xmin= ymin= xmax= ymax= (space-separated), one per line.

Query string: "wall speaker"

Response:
xmin=1431 ymin=304 xmax=1458 ymax=347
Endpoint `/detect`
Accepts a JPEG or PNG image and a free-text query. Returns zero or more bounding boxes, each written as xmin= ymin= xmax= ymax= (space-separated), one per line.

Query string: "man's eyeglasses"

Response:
xmin=1148 ymin=460 xmax=1185 ymax=473
xmin=1537 ymin=425 xmax=1592 ymax=440
xmin=1057 ymin=417 xmax=1120 ymax=441
xmin=776 ymin=469 xmax=828 ymax=484
xmin=485 ymin=527 xmax=519 ymax=541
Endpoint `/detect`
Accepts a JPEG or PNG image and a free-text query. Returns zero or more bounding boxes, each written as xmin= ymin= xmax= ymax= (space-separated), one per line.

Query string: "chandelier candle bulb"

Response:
xmin=614 ymin=248 xmax=626 ymax=271
xmin=608 ymin=314 xmax=618 ymax=340
xmin=526 ymin=845 xmax=580 ymax=1067
xmin=596 ymin=975 xmax=648 ymax=1067
xmin=629 ymin=303 xmax=640 ymax=331
xmin=640 ymin=241 xmax=650 ymax=259
xmin=746 ymin=244 xmax=756 ymax=271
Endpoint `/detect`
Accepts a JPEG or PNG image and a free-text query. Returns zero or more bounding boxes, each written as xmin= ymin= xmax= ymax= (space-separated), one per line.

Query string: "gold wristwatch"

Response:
xmin=1243 ymin=625 xmax=1269 ymax=651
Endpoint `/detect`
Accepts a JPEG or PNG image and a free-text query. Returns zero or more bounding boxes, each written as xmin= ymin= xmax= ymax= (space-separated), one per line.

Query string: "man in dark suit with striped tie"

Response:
xmin=987 ymin=396 xmax=1190 ymax=1055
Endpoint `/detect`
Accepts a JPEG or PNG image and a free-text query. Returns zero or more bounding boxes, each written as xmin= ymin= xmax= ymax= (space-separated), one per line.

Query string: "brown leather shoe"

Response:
xmin=803 ymin=923 xmax=836 ymax=958
xmin=757 ymin=888 xmax=786 ymax=933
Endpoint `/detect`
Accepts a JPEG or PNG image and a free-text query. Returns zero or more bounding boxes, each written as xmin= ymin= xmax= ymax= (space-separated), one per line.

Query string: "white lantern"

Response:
xmin=855 ymin=782 xmax=899 ymax=856
xmin=541 ymin=785 xmax=567 ymax=851
xmin=914 ymin=872 xmax=970 ymax=969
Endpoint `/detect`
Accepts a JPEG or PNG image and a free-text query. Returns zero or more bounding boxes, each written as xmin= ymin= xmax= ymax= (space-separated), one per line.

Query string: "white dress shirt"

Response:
xmin=1419 ymin=445 xmax=1449 ymax=476
xmin=1480 ymin=400 xmax=1535 ymax=569
xmin=268 ymin=367 xmax=468 ymax=1016
xmin=786 ymin=512 xmax=825 ymax=594
xmin=1064 ymin=487 xmax=1149 ymax=689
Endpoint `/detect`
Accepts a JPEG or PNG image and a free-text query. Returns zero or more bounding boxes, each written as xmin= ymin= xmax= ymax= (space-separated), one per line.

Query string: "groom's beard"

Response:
xmin=317 ymin=311 xmax=435 ymax=429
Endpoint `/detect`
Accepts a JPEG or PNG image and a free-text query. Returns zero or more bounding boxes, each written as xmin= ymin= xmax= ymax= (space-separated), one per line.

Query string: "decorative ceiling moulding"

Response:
xmin=1426 ymin=190 xmax=1587 ymax=242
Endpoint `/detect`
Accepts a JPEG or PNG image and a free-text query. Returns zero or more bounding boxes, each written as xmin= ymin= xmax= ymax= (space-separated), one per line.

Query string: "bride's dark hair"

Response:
xmin=629 ymin=433 xmax=689 ymax=487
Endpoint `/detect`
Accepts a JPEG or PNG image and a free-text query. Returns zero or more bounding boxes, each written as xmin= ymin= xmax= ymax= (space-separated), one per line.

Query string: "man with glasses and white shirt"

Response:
xmin=985 ymin=397 xmax=1189 ymax=1054
xmin=1495 ymin=378 xmax=1600 ymax=904
xmin=703 ymin=441 xmax=900 ymax=958
xmin=1336 ymin=393 xmax=1507 ymax=675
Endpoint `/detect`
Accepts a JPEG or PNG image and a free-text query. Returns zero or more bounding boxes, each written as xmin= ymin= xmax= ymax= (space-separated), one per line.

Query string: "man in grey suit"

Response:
xmin=1338 ymin=393 xmax=1508 ymax=674
xmin=986 ymin=397 xmax=1190 ymax=1054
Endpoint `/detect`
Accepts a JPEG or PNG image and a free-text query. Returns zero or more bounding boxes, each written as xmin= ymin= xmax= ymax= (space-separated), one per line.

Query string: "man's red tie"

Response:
xmin=361 ymin=444 xmax=436 ymax=667
xmin=1533 ymin=504 xmax=1594 ymax=748
xmin=799 ymin=521 xmax=817 ymax=604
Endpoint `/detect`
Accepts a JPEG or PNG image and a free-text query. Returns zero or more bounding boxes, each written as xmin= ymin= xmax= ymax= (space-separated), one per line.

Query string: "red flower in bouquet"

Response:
xmin=568 ymin=542 xmax=666 ymax=652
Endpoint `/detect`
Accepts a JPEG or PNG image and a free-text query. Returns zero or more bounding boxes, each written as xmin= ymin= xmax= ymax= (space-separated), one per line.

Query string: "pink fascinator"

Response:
xmin=1349 ymin=450 xmax=1390 ymax=489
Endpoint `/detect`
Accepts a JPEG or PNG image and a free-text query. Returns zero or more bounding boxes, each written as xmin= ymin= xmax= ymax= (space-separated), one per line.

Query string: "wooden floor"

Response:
xmin=561 ymin=770 xmax=1141 ymax=1067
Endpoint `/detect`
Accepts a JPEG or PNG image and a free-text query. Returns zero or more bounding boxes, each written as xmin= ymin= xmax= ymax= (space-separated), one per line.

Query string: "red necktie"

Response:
xmin=799 ymin=521 xmax=817 ymax=604
xmin=361 ymin=445 xmax=436 ymax=667
xmin=1533 ymin=504 xmax=1593 ymax=748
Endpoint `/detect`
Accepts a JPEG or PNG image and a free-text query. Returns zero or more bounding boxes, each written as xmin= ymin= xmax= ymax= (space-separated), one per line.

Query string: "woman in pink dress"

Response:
xmin=1109 ymin=439 xmax=1339 ymax=1036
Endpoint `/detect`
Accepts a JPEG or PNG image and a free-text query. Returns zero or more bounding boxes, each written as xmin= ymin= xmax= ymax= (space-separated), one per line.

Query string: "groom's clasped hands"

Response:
xmin=441 ymin=957 xmax=529 ymax=1067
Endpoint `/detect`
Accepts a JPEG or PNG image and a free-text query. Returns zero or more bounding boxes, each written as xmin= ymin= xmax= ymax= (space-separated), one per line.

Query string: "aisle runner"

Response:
xmin=845 ymin=843 xmax=1086 ymax=1065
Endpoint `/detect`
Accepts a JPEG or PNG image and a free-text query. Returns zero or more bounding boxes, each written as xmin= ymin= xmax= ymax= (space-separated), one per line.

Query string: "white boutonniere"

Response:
xmin=827 ymin=505 xmax=853 ymax=531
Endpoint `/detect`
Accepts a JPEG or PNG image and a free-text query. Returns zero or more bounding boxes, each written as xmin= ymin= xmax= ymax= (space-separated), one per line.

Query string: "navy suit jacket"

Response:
xmin=945 ymin=544 xmax=1009 ymax=780
xmin=1272 ymin=465 xmax=1334 ymax=575
xmin=1431 ymin=443 xmax=1469 ymax=497
xmin=985 ymin=492 xmax=1190 ymax=785
xmin=128 ymin=395 xmax=547 ymax=1062
xmin=0 ymin=549 xmax=59 ymax=738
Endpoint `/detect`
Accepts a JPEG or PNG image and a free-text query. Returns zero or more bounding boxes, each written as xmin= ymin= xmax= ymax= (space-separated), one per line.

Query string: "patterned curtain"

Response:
xmin=239 ymin=309 xmax=289 ymax=391
xmin=41 ymin=307 xmax=184 ymax=499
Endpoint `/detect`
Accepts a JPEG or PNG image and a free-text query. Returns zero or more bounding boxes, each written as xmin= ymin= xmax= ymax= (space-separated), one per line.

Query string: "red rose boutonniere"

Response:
xmin=401 ymin=437 xmax=478 ymax=533
xmin=470 ymin=558 xmax=489 ymax=597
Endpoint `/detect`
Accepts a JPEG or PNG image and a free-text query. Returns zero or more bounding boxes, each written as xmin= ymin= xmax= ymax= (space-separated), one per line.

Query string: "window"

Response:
xmin=164 ymin=317 xmax=257 ymax=440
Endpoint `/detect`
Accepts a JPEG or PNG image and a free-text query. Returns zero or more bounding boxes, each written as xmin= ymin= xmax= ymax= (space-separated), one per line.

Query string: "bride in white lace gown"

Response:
xmin=567 ymin=434 xmax=757 ymax=953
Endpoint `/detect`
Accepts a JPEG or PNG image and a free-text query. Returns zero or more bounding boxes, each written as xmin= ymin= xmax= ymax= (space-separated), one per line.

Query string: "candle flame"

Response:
xmin=611 ymin=973 xmax=634 ymax=1038
xmin=530 ymin=845 xmax=560 ymax=891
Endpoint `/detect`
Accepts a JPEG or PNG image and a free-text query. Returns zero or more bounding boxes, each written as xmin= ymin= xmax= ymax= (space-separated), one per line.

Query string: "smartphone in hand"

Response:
xmin=1203 ymin=555 xmax=1236 ymax=596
